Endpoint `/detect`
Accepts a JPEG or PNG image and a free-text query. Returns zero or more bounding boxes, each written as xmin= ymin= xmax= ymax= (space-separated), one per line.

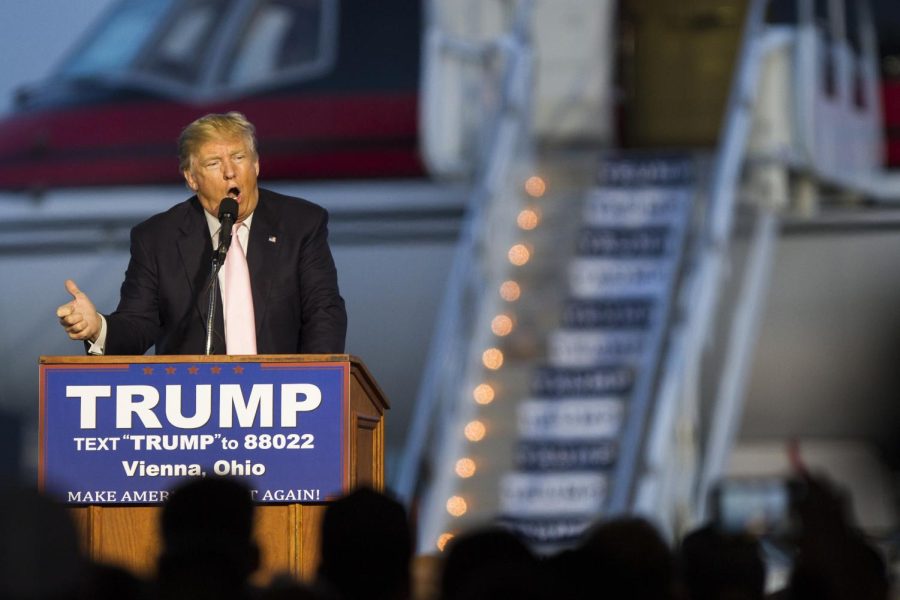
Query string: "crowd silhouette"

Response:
xmin=0 ymin=473 xmax=891 ymax=600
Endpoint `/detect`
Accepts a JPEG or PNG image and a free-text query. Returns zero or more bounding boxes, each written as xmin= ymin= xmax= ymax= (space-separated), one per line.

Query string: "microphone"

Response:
xmin=216 ymin=198 xmax=239 ymax=261
xmin=205 ymin=197 xmax=239 ymax=355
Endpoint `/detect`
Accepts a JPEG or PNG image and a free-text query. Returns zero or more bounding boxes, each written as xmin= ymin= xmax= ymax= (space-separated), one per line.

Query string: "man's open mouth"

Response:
xmin=227 ymin=187 xmax=241 ymax=200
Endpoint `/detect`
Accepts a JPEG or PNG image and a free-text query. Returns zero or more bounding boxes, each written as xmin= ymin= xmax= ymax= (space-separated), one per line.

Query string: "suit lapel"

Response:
xmin=247 ymin=192 xmax=279 ymax=339
xmin=176 ymin=198 xmax=220 ymax=347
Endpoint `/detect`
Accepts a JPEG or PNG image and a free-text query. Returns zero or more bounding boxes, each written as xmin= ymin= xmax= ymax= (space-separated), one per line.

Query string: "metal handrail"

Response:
xmin=639 ymin=0 xmax=900 ymax=527
xmin=394 ymin=0 xmax=534 ymax=505
xmin=626 ymin=0 xmax=775 ymax=517
xmin=707 ymin=0 xmax=771 ymax=247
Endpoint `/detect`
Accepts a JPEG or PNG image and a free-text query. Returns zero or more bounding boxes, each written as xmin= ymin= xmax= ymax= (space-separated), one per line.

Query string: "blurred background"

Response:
xmin=1 ymin=0 xmax=899 ymax=564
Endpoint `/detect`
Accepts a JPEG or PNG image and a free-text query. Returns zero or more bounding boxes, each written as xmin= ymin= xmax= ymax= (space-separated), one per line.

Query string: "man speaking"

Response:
xmin=56 ymin=112 xmax=347 ymax=355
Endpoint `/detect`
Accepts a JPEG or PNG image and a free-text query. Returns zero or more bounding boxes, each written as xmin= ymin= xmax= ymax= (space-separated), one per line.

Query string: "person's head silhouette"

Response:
xmin=318 ymin=487 xmax=412 ymax=600
xmin=0 ymin=485 xmax=83 ymax=600
xmin=157 ymin=476 xmax=259 ymax=600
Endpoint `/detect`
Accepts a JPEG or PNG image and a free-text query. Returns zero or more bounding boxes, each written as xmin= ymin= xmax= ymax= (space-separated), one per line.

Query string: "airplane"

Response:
xmin=0 ymin=0 xmax=424 ymax=190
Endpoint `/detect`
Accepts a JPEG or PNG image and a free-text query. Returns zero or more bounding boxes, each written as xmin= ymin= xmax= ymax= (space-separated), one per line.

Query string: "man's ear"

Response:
xmin=183 ymin=169 xmax=198 ymax=191
xmin=254 ymin=159 xmax=260 ymax=177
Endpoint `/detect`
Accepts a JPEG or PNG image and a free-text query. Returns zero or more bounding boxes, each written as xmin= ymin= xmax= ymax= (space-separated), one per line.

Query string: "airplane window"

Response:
xmin=59 ymin=0 xmax=174 ymax=78
xmin=158 ymin=8 xmax=216 ymax=62
xmin=137 ymin=0 xmax=234 ymax=84
xmin=221 ymin=0 xmax=330 ymax=87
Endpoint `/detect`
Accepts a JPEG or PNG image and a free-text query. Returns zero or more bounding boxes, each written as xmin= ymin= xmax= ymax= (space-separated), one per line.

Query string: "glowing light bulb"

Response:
xmin=482 ymin=348 xmax=504 ymax=370
xmin=446 ymin=495 xmax=468 ymax=517
xmin=517 ymin=208 xmax=540 ymax=230
xmin=465 ymin=420 xmax=486 ymax=441
xmin=499 ymin=280 xmax=521 ymax=302
xmin=473 ymin=383 xmax=495 ymax=405
xmin=525 ymin=176 xmax=547 ymax=197
xmin=455 ymin=458 xmax=476 ymax=478
xmin=437 ymin=533 xmax=454 ymax=551
xmin=508 ymin=244 xmax=531 ymax=266
xmin=491 ymin=314 xmax=514 ymax=336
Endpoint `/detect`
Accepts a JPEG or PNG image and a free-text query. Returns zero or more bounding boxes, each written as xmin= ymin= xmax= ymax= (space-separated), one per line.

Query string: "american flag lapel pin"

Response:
xmin=268 ymin=236 xmax=277 ymax=243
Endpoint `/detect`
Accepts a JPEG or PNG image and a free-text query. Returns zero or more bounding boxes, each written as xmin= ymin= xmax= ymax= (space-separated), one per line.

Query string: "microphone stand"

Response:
xmin=203 ymin=197 xmax=238 ymax=355
xmin=203 ymin=243 xmax=229 ymax=355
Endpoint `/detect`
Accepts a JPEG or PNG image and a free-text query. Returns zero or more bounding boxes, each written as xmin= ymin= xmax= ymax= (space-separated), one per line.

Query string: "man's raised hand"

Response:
xmin=56 ymin=279 xmax=101 ymax=342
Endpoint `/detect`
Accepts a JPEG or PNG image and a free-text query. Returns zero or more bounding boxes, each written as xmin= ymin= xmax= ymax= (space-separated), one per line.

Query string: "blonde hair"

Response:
xmin=178 ymin=112 xmax=258 ymax=171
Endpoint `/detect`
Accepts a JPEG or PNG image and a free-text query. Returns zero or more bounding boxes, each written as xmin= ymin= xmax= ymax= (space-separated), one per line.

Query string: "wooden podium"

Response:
xmin=39 ymin=354 xmax=388 ymax=582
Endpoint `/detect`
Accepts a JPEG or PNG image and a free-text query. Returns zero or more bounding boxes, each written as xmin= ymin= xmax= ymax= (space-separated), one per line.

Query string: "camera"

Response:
xmin=710 ymin=477 xmax=804 ymax=538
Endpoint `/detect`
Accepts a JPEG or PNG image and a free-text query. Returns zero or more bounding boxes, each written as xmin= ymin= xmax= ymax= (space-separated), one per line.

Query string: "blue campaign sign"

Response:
xmin=40 ymin=360 xmax=348 ymax=505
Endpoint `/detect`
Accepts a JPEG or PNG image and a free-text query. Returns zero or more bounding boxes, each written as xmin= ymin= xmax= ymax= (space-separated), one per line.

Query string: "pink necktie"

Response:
xmin=222 ymin=223 xmax=257 ymax=355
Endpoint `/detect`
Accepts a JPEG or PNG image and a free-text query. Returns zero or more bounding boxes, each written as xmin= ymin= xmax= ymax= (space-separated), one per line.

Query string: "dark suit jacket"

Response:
xmin=105 ymin=188 xmax=346 ymax=355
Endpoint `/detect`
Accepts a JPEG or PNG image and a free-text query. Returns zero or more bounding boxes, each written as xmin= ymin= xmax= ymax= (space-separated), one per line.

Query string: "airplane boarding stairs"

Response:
xmin=400 ymin=150 xmax=776 ymax=553
xmin=397 ymin=0 xmax=889 ymax=554
xmin=493 ymin=154 xmax=697 ymax=550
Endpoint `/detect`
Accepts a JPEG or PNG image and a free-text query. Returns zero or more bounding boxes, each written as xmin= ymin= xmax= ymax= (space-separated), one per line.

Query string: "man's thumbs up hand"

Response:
xmin=56 ymin=279 xmax=101 ymax=342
